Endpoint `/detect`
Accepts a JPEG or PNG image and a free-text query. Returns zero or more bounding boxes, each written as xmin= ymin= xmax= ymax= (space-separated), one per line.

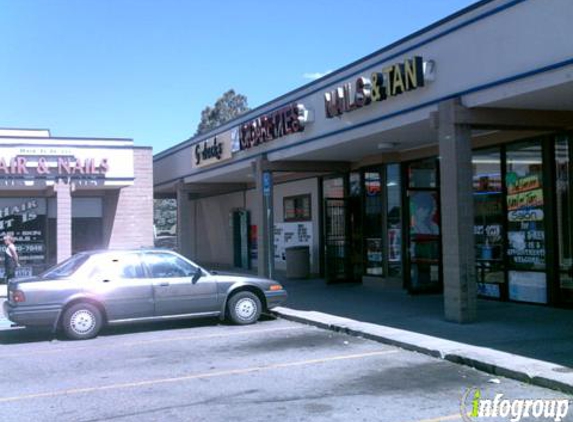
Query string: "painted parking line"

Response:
xmin=0 ymin=349 xmax=398 ymax=403
xmin=1 ymin=325 xmax=310 ymax=358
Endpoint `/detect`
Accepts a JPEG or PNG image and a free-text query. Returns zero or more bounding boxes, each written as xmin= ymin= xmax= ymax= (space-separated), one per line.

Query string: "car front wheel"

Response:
xmin=62 ymin=303 xmax=103 ymax=340
xmin=227 ymin=291 xmax=262 ymax=325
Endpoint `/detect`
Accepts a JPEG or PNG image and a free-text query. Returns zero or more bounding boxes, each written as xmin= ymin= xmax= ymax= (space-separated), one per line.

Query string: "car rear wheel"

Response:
xmin=62 ymin=303 xmax=103 ymax=340
xmin=227 ymin=291 xmax=262 ymax=325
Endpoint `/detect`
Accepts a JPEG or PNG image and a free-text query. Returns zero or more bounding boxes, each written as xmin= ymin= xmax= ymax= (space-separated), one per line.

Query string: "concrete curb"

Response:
xmin=271 ymin=307 xmax=573 ymax=394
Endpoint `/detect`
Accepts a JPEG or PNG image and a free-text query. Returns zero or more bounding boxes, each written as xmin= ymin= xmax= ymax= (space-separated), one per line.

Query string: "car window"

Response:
xmin=90 ymin=254 xmax=144 ymax=280
xmin=41 ymin=253 xmax=90 ymax=279
xmin=142 ymin=253 xmax=196 ymax=278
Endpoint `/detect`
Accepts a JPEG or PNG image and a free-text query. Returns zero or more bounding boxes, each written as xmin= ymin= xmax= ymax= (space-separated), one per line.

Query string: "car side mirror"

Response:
xmin=192 ymin=268 xmax=202 ymax=284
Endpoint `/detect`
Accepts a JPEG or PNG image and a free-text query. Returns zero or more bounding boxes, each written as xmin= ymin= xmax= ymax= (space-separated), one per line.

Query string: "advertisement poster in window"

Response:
xmin=410 ymin=191 xmax=439 ymax=236
xmin=408 ymin=191 xmax=440 ymax=291
xmin=505 ymin=172 xmax=545 ymax=271
xmin=365 ymin=238 xmax=383 ymax=275
xmin=0 ymin=198 xmax=46 ymax=278
xmin=505 ymin=163 xmax=547 ymax=303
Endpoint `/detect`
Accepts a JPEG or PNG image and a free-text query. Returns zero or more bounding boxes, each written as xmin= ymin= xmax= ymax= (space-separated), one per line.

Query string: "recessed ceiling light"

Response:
xmin=377 ymin=142 xmax=397 ymax=150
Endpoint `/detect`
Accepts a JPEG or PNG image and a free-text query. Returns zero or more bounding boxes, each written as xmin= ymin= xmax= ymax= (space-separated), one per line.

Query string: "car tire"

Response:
xmin=62 ymin=303 xmax=103 ymax=340
xmin=227 ymin=291 xmax=262 ymax=325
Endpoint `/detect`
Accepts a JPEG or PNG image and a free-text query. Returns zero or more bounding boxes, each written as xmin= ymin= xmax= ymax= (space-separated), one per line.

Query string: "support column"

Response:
xmin=438 ymin=99 xmax=477 ymax=323
xmin=254 ymin=156 xmax=274 ymax=278
xmin=177 ymin=183 xmax=195 ymax=260
xmin=55 ymin=180 xmax=74 ymax=263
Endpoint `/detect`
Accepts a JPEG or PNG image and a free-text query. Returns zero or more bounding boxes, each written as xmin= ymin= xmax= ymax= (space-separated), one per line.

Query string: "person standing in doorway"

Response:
xmin=3 ymin=235 xmax=19 ymax=284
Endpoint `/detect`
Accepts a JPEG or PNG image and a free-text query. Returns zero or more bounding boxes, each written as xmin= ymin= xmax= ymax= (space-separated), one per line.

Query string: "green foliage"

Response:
xmin=154 ymin=199 xmax=177 ymax=235
xmin=195 ymin=89 xmax=249 ymax=136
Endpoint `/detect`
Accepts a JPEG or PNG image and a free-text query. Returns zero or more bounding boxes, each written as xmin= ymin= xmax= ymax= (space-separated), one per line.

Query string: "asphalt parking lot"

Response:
xmin=0 ymin=316 xmax=571 ymax=422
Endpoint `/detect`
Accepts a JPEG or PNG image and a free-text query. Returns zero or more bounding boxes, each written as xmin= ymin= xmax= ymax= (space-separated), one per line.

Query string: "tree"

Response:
xmin=195 ymin=89 xmax=249 ymax=136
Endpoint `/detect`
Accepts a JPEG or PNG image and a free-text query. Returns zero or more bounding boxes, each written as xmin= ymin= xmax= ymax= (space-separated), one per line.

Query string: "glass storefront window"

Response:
xmin=555 ymin=135 xmax=573 ymax=303
xmin=323 ymin=177 xmax=345 ymax=199
xmin=408 ymin=159 xmax=437 ymax=188
xmin=387 ymin=164 xmax=402 ymax=277
xmin=406 ymin=158 xmax=441 ymax=293
xmin=0 ymin=198 xmax=47 ymax=277
xmin=473 ymin=149 xmax=505 ymax=299
xmin=505 ymin=141 xmax=547 ymax=304
xmin=364 ymin=171 xmax=383 ymax=275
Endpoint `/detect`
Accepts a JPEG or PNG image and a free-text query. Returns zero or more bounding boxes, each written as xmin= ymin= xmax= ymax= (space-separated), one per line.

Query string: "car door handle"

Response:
xmin=159 ymin=282 xmax=170 ymax=287
xmin=102 ymin=279 xmax=111 ymax=283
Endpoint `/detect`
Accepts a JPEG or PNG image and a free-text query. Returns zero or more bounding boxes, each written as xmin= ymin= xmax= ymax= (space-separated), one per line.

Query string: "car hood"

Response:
xmin=210 ymin=273 xmax=275 ymax=285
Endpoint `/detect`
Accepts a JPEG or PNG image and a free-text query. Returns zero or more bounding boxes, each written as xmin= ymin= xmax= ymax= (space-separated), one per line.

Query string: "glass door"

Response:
xmin=323 ymin=177 xmax=350 ymax=283
xmin=404 ymin=158 xmax=442 ymax=293
xmin=363 ymin=170 xmax=383 ymax=276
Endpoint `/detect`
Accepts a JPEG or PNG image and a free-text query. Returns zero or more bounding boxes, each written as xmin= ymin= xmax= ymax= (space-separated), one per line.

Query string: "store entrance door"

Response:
xmin=322 ymin=174 xmax=363 ymax=284
xmin=324 ymin=198 xmax=350 ymax=282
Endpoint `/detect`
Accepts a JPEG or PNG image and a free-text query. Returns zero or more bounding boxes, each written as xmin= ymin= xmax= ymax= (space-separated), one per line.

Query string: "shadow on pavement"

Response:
xmin=275 ymin=276 xmax=573 ymax=368
xmin=0 ymin=314 xmax=277 ymax=344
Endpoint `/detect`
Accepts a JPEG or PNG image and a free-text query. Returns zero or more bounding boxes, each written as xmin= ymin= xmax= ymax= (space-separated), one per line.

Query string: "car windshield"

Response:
xmin=40 ymin=253 xmax=90 ymax=279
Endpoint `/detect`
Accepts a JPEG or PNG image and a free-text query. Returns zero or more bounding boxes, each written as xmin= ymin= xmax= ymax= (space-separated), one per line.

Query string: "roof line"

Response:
xmin=154 ymin=0 xmax=519 ymax=161
xmin=154 ymin=56 xmax=573 ymax=188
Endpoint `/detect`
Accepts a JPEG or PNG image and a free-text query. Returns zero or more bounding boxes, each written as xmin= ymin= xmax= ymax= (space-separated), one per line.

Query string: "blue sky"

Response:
xmin=1 ymin=0 xmax=476 ymax=153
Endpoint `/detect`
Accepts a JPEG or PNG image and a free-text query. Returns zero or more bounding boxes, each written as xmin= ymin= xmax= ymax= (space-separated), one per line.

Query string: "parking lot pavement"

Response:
xmin=0 ymin=317 xmax=571 ymax=422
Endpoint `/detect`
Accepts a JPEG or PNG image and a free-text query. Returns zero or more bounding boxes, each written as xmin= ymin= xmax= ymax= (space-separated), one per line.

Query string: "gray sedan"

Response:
xmin=3 ymin=249 xmax=287 ymax=340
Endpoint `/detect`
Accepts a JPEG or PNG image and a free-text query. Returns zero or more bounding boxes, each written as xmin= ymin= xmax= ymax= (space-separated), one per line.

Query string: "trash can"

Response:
xmin=285 ymin=246 xmax=310 ymax=279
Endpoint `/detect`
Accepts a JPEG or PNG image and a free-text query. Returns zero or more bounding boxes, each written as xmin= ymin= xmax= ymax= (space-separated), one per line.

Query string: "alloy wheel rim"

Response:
xmin=235 ymin=298 xmax=257 ymax=320
xmin=70 ymin=309 xmax=96 ymax=335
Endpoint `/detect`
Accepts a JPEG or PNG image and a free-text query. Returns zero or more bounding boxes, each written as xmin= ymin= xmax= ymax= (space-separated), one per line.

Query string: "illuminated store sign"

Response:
xmin=324 ymin=56 xmax=430 ymax=118
xmin=193 ymin=131 xmax=233 ymax=168
xmin=238 ymin=103 xmax=311 ymax=151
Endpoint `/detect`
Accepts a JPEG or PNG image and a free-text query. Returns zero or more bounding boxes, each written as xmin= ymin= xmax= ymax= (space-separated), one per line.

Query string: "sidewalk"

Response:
xmin=270 ymin=275 xmax=573 ymax=392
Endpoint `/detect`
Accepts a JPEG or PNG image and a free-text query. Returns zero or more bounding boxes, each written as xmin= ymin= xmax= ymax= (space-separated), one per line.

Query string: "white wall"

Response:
xmin=194 ymin=191 xmax=245 ymax=267
xmin=192 ymin=177 xmax=321 ymax=275
xmin=271 ymin=178 xmax=320 ymax=274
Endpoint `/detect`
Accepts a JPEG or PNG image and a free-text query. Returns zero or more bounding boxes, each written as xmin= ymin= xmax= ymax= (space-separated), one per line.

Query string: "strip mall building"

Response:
xmin=154 ymin=0 xmax=573 ymax=321
xmin=0 ymin=128 xmax=154 ymax=278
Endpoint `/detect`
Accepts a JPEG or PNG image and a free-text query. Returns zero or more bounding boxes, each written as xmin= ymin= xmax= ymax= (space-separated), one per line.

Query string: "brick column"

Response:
xmin=177 ymin=183 xmax=195 ymax=259
xmin=253 ymin=156 xmax=274 ymax=278
xmin=438 ymin=98 xmax=477 ymax=323
xmin=55 ymin=180 xmax=74 ymax=263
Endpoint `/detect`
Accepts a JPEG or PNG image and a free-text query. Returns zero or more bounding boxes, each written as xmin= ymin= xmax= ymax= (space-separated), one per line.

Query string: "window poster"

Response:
xmin=365 ymin=237 xmax=383 ymax=275
xmin=408 ymin=191 xmax=440 ymax=291
xmin=505 ymin=172 xmax=545 ymax=271
xmin=410 ymin=191 xmax=439 ymax=236
xmin=0 ymin=198 xmax=47 ymax=278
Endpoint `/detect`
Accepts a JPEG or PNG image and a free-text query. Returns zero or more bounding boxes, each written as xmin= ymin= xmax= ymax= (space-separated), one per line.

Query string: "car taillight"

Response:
xmin=12 ymin=290 xmax=26 ymax=303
